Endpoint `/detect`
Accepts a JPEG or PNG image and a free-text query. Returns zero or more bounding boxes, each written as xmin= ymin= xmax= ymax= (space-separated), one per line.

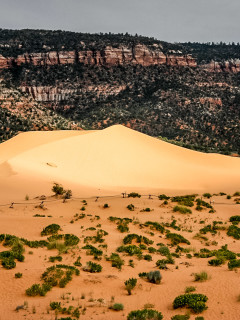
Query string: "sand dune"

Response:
xmin=0 ymin=125 xmax=239 ymax=201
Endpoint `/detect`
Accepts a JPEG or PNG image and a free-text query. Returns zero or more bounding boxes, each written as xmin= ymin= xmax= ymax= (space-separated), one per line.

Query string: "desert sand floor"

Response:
xmin=0 ymin=126 xmax=239 ymax=320
xmin=0 ymin=194 xmax=240 ymax=320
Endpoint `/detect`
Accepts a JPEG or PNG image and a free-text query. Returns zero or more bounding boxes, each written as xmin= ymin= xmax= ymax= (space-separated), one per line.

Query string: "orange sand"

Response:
xmin=0 ymin=126 xmax=239 ymax=320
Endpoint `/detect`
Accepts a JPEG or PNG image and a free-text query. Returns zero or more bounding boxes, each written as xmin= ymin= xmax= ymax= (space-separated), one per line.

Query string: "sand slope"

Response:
xmin=0 ymin=125 xmax=239 ymax=200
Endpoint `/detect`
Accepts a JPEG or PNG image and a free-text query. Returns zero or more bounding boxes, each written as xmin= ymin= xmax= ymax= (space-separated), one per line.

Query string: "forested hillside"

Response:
xmin=0 ymin=29 xmax=239 ymax=154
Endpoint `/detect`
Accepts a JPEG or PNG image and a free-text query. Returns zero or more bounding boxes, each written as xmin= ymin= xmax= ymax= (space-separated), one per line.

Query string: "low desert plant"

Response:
xmin=173 ymin=293 xmax=208 ymax=313
xmin=127 ymin=204 xmax=135 ymax=211
xmin=15 ymin=272 xmax=23 ymax=278
xmin=173 ymin=206 xmax=192 ymax=214
xmin=41 ymin=224 xmax=61 ymax=236
xmin=193 ymin=271 xmax=209 ymax=282
xmin=83 ymin=261 xmax=102 ymax=273
xmin=110 ymin=303 xmax=124 ymax=311
xmin=127 ymin=309 xmax=163 ymax=320
xmin=125 ymin=278 xmax=137 ymax=295
xmin=128 ymin=192 xmax=141 ymax=198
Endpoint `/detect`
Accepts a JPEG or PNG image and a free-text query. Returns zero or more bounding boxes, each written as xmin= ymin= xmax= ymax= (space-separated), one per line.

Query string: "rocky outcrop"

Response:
xmin=21 ymin=84 xmax=127 ymax=102
xmin=0 ymin=45 xmax=197 ymax=69
xmin=21 ymin=86 xmax=76 ymax=102
xmin=202 ymin=59 xmax=240 ymax=73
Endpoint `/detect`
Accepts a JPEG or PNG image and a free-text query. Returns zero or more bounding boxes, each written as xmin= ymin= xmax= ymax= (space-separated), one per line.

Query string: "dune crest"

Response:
xmin=0 ymin=125 xmax=239 ymax=200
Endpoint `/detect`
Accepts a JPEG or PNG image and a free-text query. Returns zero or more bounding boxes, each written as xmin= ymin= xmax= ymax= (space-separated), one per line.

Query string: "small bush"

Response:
xmin=49 ymin=255 xmax=62 ymax=262
xmin=194 ymin=271 xmax=209 ymax=282
xmin=203 ymin=193 xmax=212 ymax=199
xmin=139 ymin=270 xmax=162 ymax=284
xmin=185 ymin=286 xmax=196 ymax=293
xmin=125 ymin=278 xmax=137 ymax=295
xmin=127 ymin=309 xmax=163 ymax=320
xmin=228 ymin=259 xmax=240 ymax=270
xmin=52 ymin=183 xmax=65 ymax=195
xmin=83 ymin=261 xmax=102 ymax=273
xmin=15 ymin=272 xmax=23 ymax=278
xmin=173 ymin=293 xmax=208 ymax=313
xmin=227 ymin=225 xmax=240 ymax=239
xmin=227 ymin=195 xmax=231 ymax=199
xmin=110 ymin=303 xmax=124 ymax=311
xmin=166 ymin=232 xmax=190 ymax=245
xmin=173 ymin=206 xmax=192 ymax=214
xmin=158 ymin=194 xmax=170 ymax=200
xmin=73 ymin=256 xmax=82 ymax=267
xmin=208 ymin=258 xmax=224 ymax=266
xmin=128 ymin=192 xmax=141 ymax=198
xmin=103 ymin=203 xmax=109 ymax=208
xmin=2 ymin=258 xmax=16 ymax=269
xmin=171 ymin=315 xmax=190 ymax=320
xmin=127 ymin=204 xmax=135 ymax=211
xmin=107 ymin=253 xmax=124 ymax=270
xmin=229 ymin=215 xmax=240 ymax=224
xmin=41 ymin=224 xmax=61 ymax=236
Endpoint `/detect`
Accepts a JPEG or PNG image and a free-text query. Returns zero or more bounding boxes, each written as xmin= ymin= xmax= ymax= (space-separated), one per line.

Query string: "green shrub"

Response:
xmin=139 ymin=270 xmax=162 ymax=284
xmin=41 ymin=224 xmax=61 ymax=236
xmin=49 ymin=255 xmax=62 ymax=262
xmin=173 ymin=293 xmax=208 ymax=313
xmin=103 ymin=203 xmax=109 ymax=208
xmin=171 ymin=315 xmax=190 ymax=320
xmin=158 ymin=246 xmax=170 ymax=256
xmin=127 ymin=309 xmax=163 ymax=320
xmin=158 ymin=194 xmax=170 ymax=200
xmin=141 ymin=208 xmax=151 ymax=212
xmin=2 ymin=258 xmax=16 ymax=269
xmin=194 ymin=271 xmax=209 ymax=282
xmin=229 ymin=215 xmax=240 ymax=224
xmin=166 ymin=232 xmax=190 ymax=245
xmin=125 ymin=278 xmax=137 ymax=295
xmin=73 ymin=256 xmax=82 ymax=267
xmin=185 ymin=286 xmax=196 ymax=293
xmin=203 ymin=193 xmax=212 ymax=199
xmin=233 ymin=191 xmax=240 ymax=196
xmin=127 ymin=204 xmax=135 ymax=211
xmin=208 ymin=258 xmax=224 ymax=266
xmin=227 ymin=195 xmax=231 ymax=199
xmin=117 ymin=245 xmax=142 ymax=256
xmin=63 ymin=189 xmax=72 ymax=200
xmin=128 ymin=192 xmax=141 ymax=198
xmin=123 ymin=234 xmax=153 ymax=245
xmin=117 ymin=222 xmax=129 ymax=233
xmin=26 ymin=283 xmax=52 ymax=296
xmin=52 ymin=183 xmax=65 ymax=195
xmin=82 ymin=244 xmax=103 ymax=259
xmin=107 ymin=253 xmax=124 ymax=270
xmin=144 ymin=254 xmax=152 ymax=261
xmin=15 ymin=272 xmax=22 ymax=278
xmin=144 ymin=221 xmax=165 ymax=233
xmin=228 ymin=259 xmax=240 ymax=270
xmin=195 ymin=317 xmax=204 ymax=320
xmin=83 ymin=261 xmax=102 ymax=273
xmin=64 ymin=234 xmax=79 ymax=246
xmin=227 ymin=225 xmax=240 ymax=239
xmin=196 ymin=199 xmax=212 ymax=209
xmin=173 ymin=206 xmax=192 ymax=214
xmin=110 ymin=303 xmax=124 ymax=311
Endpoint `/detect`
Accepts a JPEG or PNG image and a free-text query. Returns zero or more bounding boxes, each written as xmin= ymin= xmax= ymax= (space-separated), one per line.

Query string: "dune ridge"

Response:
xmin=0 ymin=125 xmax=239 ymax=201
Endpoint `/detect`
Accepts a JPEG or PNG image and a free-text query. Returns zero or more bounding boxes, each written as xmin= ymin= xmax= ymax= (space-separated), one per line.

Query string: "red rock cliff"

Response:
xmin=0 ymin=44 xmax=197 ymax=69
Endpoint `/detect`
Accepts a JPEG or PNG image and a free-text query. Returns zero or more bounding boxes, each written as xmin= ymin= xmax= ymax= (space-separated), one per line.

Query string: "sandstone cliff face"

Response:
xmin=21 ymin=86 xmax=76 ymax=102
xmin=0 ymin=44 xmax=197 ymax=69
xmin=202 ymin=59 xmax=240 ymax=73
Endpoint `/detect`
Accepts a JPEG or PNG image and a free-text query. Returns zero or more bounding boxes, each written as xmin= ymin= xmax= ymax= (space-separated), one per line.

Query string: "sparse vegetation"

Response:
xmin=173 ymin=293 xmax=208 ymax=313
xmin=125 ymin=278 xmax=137 ymax=295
